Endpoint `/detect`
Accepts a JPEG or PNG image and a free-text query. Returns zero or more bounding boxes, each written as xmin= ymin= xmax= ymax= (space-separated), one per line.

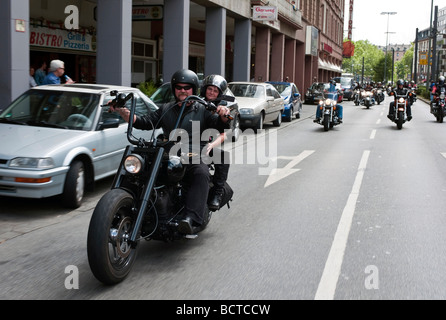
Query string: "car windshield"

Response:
xmin=229 ymin=84 xmax=265 ymax=98
xmin=271 ymin=84 xmax=291 ymax=97
xmin=150 ymin=83 xmax=174 ymax=105
xmin=0 ymin=90 xmax=100 ymax=131
xmin=340 ymin=78 xmax=352 ymax=88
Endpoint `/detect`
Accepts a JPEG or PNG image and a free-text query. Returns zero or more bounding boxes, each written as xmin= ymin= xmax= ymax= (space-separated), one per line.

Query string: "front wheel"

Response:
xmin=397 ymin=111 xmax=404 ymax=130
xmin=323 ymin=114 xmax=330 ymax=131
xmin=87 ymin=189 xmax=139 ymax=285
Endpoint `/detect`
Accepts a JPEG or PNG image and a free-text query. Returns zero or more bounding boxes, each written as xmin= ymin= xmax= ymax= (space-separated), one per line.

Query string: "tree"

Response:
xmin=342 ymin=40 xmax=385 ymax=83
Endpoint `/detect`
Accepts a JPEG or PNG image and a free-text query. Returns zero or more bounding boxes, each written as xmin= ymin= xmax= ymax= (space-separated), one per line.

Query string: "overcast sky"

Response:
xmin=344 ymin=0 xmax=446 ymax=46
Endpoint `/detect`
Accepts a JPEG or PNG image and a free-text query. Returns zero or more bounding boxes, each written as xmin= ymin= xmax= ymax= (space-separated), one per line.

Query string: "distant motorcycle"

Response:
xmin=361 ymin=91 xmax=375 ymax=108
xmin=431 ymin=87 xmax=446 ymax=123
xmin=375 ymin=88 xmax=385 ymax=105
xmin=353 ymin=89 xmax=362 ymax=106
xmin=314 ymin=97 xmax=342 ymax=131
xmin=388 ymin=90 xmax=413 ymax=129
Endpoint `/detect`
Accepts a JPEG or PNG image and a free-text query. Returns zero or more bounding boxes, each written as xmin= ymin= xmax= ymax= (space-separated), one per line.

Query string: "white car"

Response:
xmin=228 ymin=82 xmax=284 ymax=133
xmin=0 ymin=84 xmax=161 ymax=208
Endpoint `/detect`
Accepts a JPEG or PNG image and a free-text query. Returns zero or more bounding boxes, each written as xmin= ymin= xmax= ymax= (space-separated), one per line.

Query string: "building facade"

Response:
xmin=415 ymin=5 xmax=446 ymax=83
xmin=0 ymin=0 xmax=344 ymax=110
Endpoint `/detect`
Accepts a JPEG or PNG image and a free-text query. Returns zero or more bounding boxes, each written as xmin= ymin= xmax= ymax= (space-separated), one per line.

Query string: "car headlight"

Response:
xmin=239 ymin=108 xmax=254 ymax=115
xmin=9 ymin=157 xmax=55 ymax=169
xmin=124 ymin=155 xmax=144 ymax=174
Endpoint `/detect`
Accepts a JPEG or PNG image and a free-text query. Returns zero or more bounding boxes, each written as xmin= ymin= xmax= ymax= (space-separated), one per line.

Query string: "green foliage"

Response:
xmin=417 ymin=85 xmax=430 ymax=99
xmin=137 ymin=80 xmax=159 ymax=97
xmin=342 ymin=40 xmax=415 ymax=84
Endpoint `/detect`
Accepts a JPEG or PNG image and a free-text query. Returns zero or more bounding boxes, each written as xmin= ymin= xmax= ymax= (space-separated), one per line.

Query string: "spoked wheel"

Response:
xmin=87 ymin=189 xmax=139 ymax=285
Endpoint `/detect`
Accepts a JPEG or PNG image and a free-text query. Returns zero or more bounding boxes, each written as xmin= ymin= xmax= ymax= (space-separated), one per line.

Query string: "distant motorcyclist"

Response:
xmin=387 ymin=79 xmax=412 ymax=121
xmin=314 ymin=79 xmax=343 ymax=123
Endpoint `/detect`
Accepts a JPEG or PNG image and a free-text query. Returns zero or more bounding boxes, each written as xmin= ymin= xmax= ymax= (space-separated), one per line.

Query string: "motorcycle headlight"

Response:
xmin=325 ymin=99 xmax=331 ymax=106
xmin=124 ymin=155 xmax=144 ymax=174
xmin=398 ymin=98 xmax=405 ymax=103
xmin=9 ymin=157 xmax=54 ymax=169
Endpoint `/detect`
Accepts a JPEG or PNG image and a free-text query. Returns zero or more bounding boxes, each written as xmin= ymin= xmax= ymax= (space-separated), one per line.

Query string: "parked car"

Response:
xmin=266 ymin=81 xmax=303 ymax=121
xmin=305 ymin=82 xmax=330 ymax=104
xmin=150 ymin=82 xmax=241 ymax=142
xmin=228 ymin=82 xmax=284 ymax=133
xmin=0 ymin=84 xmax=162 ymax=208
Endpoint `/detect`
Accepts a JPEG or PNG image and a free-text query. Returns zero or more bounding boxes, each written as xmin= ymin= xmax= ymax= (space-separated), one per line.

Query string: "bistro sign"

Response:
xmin=252 ymin=6 xmax=278 ymax=21
xmin=30 ymin=26 xmax=95 ymax=52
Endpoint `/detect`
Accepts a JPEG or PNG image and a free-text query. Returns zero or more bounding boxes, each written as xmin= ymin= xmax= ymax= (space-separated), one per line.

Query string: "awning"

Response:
xmin=318 ymin=58 xmax=342 ymax=73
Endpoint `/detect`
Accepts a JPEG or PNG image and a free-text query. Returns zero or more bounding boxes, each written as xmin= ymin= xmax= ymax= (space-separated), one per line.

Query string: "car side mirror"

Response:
xmin=98 ymin=118 xmax=120 ymax=130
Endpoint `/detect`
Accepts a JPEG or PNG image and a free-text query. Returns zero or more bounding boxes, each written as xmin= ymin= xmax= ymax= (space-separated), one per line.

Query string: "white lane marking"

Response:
xmin=442 ymin=153 xmax=446 ymax=159
xmin=315 ymin=150 xmax=371 ymax=300
xmin=370 ymin=129 xmax=377 ymax=140
xmin=264 ymin=150 xmax=315 ymax=188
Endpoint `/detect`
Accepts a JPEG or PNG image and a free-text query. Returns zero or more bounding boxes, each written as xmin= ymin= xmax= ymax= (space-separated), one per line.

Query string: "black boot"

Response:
xmin=208 ymin=189 xmax=224 ymax=211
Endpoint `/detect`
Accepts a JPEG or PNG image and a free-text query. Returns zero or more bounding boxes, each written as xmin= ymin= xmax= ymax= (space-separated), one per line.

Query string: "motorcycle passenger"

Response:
xmin=387 ymin=79 xmax=412 ymax=121
xmin=110 ymin=69 xmax=231 ymax=235
xmin=314 ymin=79 xmax=343 ymax=123
xmin=431 ymin=76 xmax=446 ymax=109
xmin=200 ymin=74 xmax=231 ymax=211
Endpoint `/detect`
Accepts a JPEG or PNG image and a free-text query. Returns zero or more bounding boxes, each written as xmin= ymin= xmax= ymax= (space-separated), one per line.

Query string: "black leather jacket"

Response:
xmin=134 ymin=100 xmax=230 ymax=152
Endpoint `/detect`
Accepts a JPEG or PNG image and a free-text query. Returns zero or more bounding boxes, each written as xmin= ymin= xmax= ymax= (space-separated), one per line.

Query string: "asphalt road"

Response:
xmin=2 ymin=95 xmax=446 ymax=300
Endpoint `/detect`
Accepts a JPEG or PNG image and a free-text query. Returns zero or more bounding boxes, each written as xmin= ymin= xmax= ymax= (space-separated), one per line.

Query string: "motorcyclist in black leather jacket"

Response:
xmin=387 ymin=79 xmax=412 ymax=121
xmin=111 ymin=69 xmax=231 ymax=234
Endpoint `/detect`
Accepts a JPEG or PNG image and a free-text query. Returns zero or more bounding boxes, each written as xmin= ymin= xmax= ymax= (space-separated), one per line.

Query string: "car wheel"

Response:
xmin=273 ymin=111 xmax=282 ymax=127
xmin=286 ymin=108 xmax=293 ymax=122
xmin=254 ymin=114 xmax=264 ymax=134
xmin=61 ymin=160 xmax=85 ymax=209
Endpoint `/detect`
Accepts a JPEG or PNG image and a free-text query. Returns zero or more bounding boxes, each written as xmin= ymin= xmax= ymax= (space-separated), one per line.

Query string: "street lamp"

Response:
xmin=381 ymin=11 xmax=397 ymax=83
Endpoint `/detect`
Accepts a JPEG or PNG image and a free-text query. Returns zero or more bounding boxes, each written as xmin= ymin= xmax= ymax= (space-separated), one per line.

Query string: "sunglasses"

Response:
xmin=175 ymin=85 xmax=193 ymax=91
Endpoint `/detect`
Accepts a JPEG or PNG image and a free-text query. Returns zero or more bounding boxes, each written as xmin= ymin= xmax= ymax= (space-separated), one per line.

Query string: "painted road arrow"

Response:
xmin=264 ymin=150 xmax=315 ymax=188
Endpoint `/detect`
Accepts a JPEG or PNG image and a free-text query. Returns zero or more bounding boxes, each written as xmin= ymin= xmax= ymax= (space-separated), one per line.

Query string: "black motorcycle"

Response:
xmin=87 ymin=91 xmax=234 ymax=285
xmin=388 ymin=90 xmax=413 ymax=130
xmin=431 ymin=87 xmax=446 ymax=123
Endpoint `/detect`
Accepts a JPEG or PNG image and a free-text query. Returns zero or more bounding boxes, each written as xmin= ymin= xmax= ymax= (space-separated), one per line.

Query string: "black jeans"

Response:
xmin=182 ymin=163 xmax=210 ymax=225
xmin=210 ymin=148 xmax=230 ymax=190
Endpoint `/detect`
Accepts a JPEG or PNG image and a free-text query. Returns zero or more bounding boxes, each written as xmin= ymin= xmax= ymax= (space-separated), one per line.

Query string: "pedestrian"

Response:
xmin=42 ymin=60 xmax=74 ymax=85
xmin=34 ymin=60 xmax=47 ymax=85
xmin=29 ymin=67 xmax=37 ymax=88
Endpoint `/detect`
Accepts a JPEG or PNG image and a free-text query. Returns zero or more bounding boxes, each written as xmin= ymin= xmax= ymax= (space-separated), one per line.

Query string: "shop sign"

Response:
xmin=132 ymin=5 xmax=163 ymax=21
xmin=305 ymin=26 xmax=318 ymax=56
xmin=30 ymin=26 xmax=95 ymax=52
xmin=252 ymin=6 xmax=278 ymax=21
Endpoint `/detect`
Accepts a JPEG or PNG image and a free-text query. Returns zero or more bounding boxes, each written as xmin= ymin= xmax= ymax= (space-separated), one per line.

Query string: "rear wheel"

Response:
xmin=273 ymin=111 xmax=282 ymax=126
xmin=87 ymin=189 xmax=139 ymax=285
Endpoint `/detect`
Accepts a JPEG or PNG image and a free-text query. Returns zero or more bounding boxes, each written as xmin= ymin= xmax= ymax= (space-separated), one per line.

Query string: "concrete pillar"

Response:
xmin=0 ymin=0 xmax=29 ymax=110
xmin=205 ymin=7 xmax=226 ymax=77
xmin=254 ymin=27 xmax=271 ymax=82
xmin=271 ymin=34 xmax=285 ymax=81
xmin=284 ymin=39 xmax=296 ymax=82
xmin=96 ymin=0 xmax=132 ymax=86
xmin=163 ymin=0 xmax=190 ymax=82
xmin=233 ymin=18 xmax=251 ymax=81
xmin=294 ymin=42 xmax=306 ymax=91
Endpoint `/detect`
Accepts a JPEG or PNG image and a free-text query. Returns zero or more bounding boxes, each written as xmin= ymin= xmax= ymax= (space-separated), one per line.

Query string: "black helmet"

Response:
xmin=397 ymin=79 xmax=404 ymax=86
xmin=201 ymin=74 xmax=228 ymax=97
xmin=171 ymin=69 xmax=199 ymax=95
